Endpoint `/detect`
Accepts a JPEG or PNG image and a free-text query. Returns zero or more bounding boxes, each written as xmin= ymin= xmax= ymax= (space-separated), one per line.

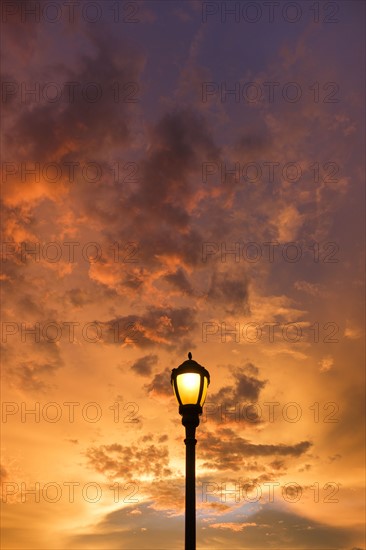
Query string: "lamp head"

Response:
xmin=171 ymin=352 xmax=210 ymax=417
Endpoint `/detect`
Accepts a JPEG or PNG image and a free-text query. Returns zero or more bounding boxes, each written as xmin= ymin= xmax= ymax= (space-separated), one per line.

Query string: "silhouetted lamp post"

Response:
xmin=171 ymin=352 xmax=210 ymax=550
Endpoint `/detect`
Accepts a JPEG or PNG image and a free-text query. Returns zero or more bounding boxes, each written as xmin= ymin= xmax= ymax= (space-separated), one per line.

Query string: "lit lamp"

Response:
xmin=171 ymin=352 xmax=210 ymax=550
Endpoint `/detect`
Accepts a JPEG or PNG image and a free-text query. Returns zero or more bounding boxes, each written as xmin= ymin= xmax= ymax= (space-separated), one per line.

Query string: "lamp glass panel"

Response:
xmin=176 ymin=373 xmax=201 ymax=405
xmin=200 ymin=376 xmax=208 ymax=406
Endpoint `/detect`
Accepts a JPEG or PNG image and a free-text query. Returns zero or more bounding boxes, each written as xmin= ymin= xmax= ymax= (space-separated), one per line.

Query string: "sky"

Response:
xmin=1 ymin=0 xmax=365 ymax=549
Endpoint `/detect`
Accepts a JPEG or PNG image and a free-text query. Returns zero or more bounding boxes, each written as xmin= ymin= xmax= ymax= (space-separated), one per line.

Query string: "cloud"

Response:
xmin=125 ymin=108 xmax=220 ymax=230
xmin=199 ymin=428 xmax=312 ymax=471
xmin=65 ymin=288 xmax=94 ymax=308
xmin=207 ymin=271 xmax=250 ymax=315
xmin=270 ymin=459 xmax=286 ymax=471
xmin=65 ymin=502 xmax=357 ymax=550
xmin=294 ymin=280 xmax=323 ymax=296
xmin=274 ymin=205 xmax=304 ymax=242
xmin=164 ymin=267 xmax=194 ymax=295
xmin=204 ymin=506 xmax=356 ymax=548
xmin=12 ymin=37 xmax=141 ymax=158
xmin=65 ymin=502 xmax=187 ymax=549
xmin=209 ymin=521 xmax=257 ymax=531
xmin=10 ymin=360 xmax=61 ymax=392
xmin=319 ymin=356 xmax=334 ymax=373
xmin=2 ymin=25 xmax=145 ymax=207
xmin=145 ymin=367 xmax=173 ymax=398
xmin=344 ymin=325 xmax=363 ymax=340
xmin=3 ymin=338 xmax=64 ymax=394
xmin=145 ymin=479 xmax=185 ymax=513
xmin=206 ymin=363 xmax=267 ymax=425
xmin=0 ymin=1 xmax=40 ymax=65
xmin=130 ymin=354 xmax=159 ymax=376
xmin=85 ymin=434 xmax=173 ymax=480
xmin=101 ymin=306 xmax=198 ymax=349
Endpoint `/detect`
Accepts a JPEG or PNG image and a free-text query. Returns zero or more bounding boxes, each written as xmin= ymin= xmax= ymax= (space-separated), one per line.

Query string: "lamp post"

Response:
xmin=171 ymin=352 xmax=210 ymax=550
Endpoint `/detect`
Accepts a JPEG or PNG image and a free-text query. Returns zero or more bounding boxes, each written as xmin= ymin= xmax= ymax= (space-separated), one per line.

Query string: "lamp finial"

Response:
xmin=188 ymin=352 xmax=192 ymax=360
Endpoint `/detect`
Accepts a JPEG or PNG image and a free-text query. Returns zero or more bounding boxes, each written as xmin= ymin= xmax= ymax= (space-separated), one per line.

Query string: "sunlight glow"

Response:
xmin=176 ymin=373 xmax=200 ymax=405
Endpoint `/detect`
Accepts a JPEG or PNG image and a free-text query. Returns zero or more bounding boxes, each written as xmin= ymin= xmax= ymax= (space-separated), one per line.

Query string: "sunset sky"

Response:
xmin=1 ymin=1 xmax=365 ymax=548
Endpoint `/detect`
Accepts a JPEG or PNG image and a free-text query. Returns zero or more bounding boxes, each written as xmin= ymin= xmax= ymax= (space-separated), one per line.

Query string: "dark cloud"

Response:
xmin=134 ymin=109 xmax=220 ymax=218
xmin=10 ymin=360 xmax=61 ymax=392
xmin=65 ymin=288 xmax=94 ymax=308
xmin=66 ymin=502 xmax=186 ymax=550
xmin=235 ymin=132 xmax=271 ymax=155
xmin=145 ymin=367 xmax=172 ymax=398
xmin=233 ymin=365 xmax=266 ymax=401
xmin=3 ymin=334 xmax=64 ymax=393
xmin=65 ymin=501 xmax=357 ymax=550
xmin=16 ymin=294 xmax=44 ymax=317
xmin=207 ymin=271 xmax=250 ymax=315
xmin=199 ymin=428 xmax=312 ymax=471
xmin=101 ymin=306 xmax=197 ymax=349
xmin=130 ymin=353 xmax=158 ymax=376
xmin=164 ymin=267 xmax=194 ymax=295
xmin=135 ymin=228 xmax=205 ymax=270
xmin=85 ymin=434 xmax=172 ymax=479
xmin=206 ymin=364 xmax=267 ymax=425
xmin=203 ymin=506 xmax=356 ymax=548
xmin=0 ymin=1 xmax=40 ymax=63
xmin=269 ymin=459 xmax=286 ymax=471
xmin=104 ymin=108 xmax=221 ymax=254
xmin=4 ymin=31 xmax=143 ymax=163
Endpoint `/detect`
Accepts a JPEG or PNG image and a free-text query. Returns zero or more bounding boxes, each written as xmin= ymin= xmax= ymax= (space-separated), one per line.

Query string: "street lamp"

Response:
xmin=171 ymin=352 xmax=210 ymax=550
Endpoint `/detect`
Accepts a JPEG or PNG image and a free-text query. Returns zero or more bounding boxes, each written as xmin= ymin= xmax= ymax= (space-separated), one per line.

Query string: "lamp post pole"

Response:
xmin=182 ymin=409 xmax=200 ymax=550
